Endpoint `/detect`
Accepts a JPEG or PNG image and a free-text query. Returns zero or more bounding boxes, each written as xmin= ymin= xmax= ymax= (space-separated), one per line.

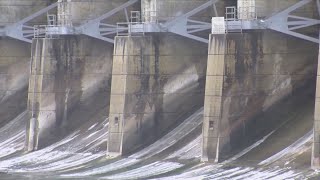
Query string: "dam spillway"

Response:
xmin=0 ymin=0 xmax=319 ymax=179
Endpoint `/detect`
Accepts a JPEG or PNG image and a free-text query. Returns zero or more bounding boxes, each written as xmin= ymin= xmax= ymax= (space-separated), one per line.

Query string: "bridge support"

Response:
xmin=107 ymin=36 xmax=156 ymax=156
xmin=108 ymin=35 xmax=208 ymax=156
xmin=202 ymin=30 xmax=318 ymax=162
xmin=203 ymin=33 xmax=259 ymax=162
xmin=26 ymin=38 xmax=84 ymax=150
xmin=312 ymin=31 xmax=320 ymax=169
xmin=202 ymin=34 xmax=228 ymax=162
xmin=26 ymin=36 xmax=113 ymax=151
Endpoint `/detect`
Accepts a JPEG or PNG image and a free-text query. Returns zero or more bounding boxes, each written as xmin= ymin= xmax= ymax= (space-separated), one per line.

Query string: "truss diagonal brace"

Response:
xmin=79 ymin=0 xmax=138 ymax=43
xmin=2 ymin=3 xmax=58 ymax=43
xmin=265 ymin=0 xmax=320 ymax=43
xmin=165 ymin=0 xmax=219 ymax=43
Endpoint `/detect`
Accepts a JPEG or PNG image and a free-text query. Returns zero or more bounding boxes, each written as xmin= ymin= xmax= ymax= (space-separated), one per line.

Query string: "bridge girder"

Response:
xmin=0 ymin=0 xmax=319 ymax=44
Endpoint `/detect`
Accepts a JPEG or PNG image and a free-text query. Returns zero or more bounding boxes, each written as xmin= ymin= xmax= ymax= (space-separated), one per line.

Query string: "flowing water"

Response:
xmin=0 ymin=84 xmax=319 ymax=179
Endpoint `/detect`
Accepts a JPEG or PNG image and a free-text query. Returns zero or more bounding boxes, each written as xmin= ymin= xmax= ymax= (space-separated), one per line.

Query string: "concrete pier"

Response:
xmin=26 ymin=36 xmax=113 ymax=150
xmin=312 ymin=32 xmax=320 ymax=169
xmin=202 ymin=34 xmax=227 ymax=162
xmin=108 ymin=34 xmax=208 ymax=156
xmin=107 ymin=36 xmax=156 ymax=156
xmin=26 ymin=0 xmax=133 ymax=151
xmin=203 ymin=31 xmax=318 ymax=162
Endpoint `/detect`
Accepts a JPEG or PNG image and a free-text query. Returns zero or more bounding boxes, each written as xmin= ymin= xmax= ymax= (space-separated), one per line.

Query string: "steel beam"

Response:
xmin=224 ymin=0 xmax=319 ymax=43
xmin=78 ymin=0 xmax=138 ymax=43
xmin=265 ymin=0 xmax=320 ymax=43
xmin=1 ymin=3 xmax=58 ymax=43
xmin=164 ymin=0 xmax=219 ymax=43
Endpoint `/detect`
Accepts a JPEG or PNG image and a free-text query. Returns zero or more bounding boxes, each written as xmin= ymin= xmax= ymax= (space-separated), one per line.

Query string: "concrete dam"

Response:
xmin=0 ymin=0 xmax=319 ymax=179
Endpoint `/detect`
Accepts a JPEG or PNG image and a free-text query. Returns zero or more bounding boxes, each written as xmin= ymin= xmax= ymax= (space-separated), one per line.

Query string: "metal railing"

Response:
xmin=225 ymin=7 xmax=238 ymax=21
xmin=225 ymin=6 xmax=243 ymax=33
xmin=33 ymin=25 xmax=46 ymax=38
xmin=116 ymin=10 xmax=148 ymax=36
xmin=116 ymin=22 xmax=130 ymax=36
xmin=116 ymin=22 xmax=145 ymax=36
xmin=33 ymin=25 xmax=61 ymax=39
xmin=131 ymin=11 xmax=141 ymax=23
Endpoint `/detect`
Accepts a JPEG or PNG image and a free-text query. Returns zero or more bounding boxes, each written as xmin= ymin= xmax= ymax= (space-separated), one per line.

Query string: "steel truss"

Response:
xmin=1 ymin=0 xmax=318 ymax=44
xmin=0 ymin=3 xmax=58 ymax=43
xmin=0 ymin=0 xmax=138 ymax=43
xmin=225 ymin=0 xmax=320 ymax=43
xmin=119 ymin=0 xmax=219 ymax=43
xmin=265 ymin=0 xmax=320 ymax=43
xmin=0 ymin=0 xmax=219 ymax=44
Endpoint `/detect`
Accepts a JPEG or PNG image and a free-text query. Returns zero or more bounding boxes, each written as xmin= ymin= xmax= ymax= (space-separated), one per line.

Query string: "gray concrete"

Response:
xmin=312 ymin=31 xmax=320 ymax=169
xmin=203 ymin=31 xmax=318 ymax=162
xmin=141 ymin=0 xmax=227 ymax=23
xmin=0 ymin=0 xmax=53 ymax=26
xmin=0 ymin=39 xmax=30 ymax=127
xmin=25 ymin=0 xmax=140 ymax=151
xmin=67 ymin=0 xmax=133 ymax=26
xmin=0 ymin=1 xmax=53 ymax=127
xmin=26 ymin=36 xmax=113 ymax=150
xmin=107 ymin=0 xmax=230 ymax=157
xmin=108 ymin=34 xmax=209 ymax=156
xmin=255 ymin=0 xmax=316 ymax=18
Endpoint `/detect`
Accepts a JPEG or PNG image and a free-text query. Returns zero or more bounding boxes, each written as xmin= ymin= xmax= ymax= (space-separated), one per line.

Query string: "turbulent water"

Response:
xmin=0 ymin=99 xmax=319 ymax=180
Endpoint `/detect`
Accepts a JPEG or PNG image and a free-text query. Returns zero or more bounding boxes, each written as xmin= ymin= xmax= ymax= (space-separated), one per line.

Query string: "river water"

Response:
xmin=0 ymin=88 xmax=319 ymax=179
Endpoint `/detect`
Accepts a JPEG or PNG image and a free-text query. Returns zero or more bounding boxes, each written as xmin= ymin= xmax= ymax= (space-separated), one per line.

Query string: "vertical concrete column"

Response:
xmin=26 ymin=39 xmax=43 ymax=151
xmin=312 ymin=32 xmax=320 ymax=169
xmin=203 ymin=31 xmax=318 ymax=163
xmin=57 ymin=0 xmax=72 ymax=26
xmin=0 ymin=1 xmax=53 ymax=127
xmin=202 ymin=33 xmax=265 ymax=162
xmin=238 ymin=0 xmax=256 ymax=20
xmin=26 ymin=38 xmax=85 ymax=150
xmin=202 ymin=34 xmax=229 ymax=162
xmin=108 ymin=36 xmax=155 ymax=156
xmin=141 ymin=0 xmax=157 ymax=22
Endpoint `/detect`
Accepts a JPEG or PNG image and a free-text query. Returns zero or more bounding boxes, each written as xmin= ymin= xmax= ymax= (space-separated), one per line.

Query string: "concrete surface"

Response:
xmin=0 ymin=0 xmax=54 ymax=127
xmin=312 ymin=31 xmax=320 ymax=169
xmin=66 ymin=0 xmax=136 ymax=26
xmin=141 ymin=0 xmax=229 ymax=23
xmin=26 ymin=36 xmax=113 ymax=150
xmin=203 ymin=31 xmax=318 ymax=162
xmin=108 ymin=34 xmax=209 ymax=156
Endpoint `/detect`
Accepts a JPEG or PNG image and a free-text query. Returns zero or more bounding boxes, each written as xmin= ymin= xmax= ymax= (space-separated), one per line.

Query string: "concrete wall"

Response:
xmin=312 ymin=32 xmax=320 ymax=169
xmin=26 ymin=36 xmax=113 ymax=150
xmin=0 ymin=0 xmax=53 ymax=26
xmin=203 ymin=31 xmax=318 ymax=162
xmin=0 ymin=1 xmax=53 ymax=127
xmin=0 ymin=39 xmax=30 ymax=127
xmin=255 ymin=0 xmax=317 ymax=18
xmin=108 ymin=34 xmax=208 ymax=156
xmin=68 ymin=0 xmax=137 ymax=26
xmin=141 ymin=0 xmax=229 ymax=23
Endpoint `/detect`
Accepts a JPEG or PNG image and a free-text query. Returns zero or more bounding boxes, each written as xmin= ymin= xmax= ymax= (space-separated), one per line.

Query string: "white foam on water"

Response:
xmin=0 ymin=131 xmax=25 ymax=159
xmin=103 ymin=161 xmax=184 ymax=180
xmin=258 ymin=131 xmax=313 ymax=166
xmin=166 ymin=135 xmax=201 ymax=160
xmin=0 ymin=132 xmax=80 ymax=170
xmin=63 ymin=108 xmax=203 ymax=177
